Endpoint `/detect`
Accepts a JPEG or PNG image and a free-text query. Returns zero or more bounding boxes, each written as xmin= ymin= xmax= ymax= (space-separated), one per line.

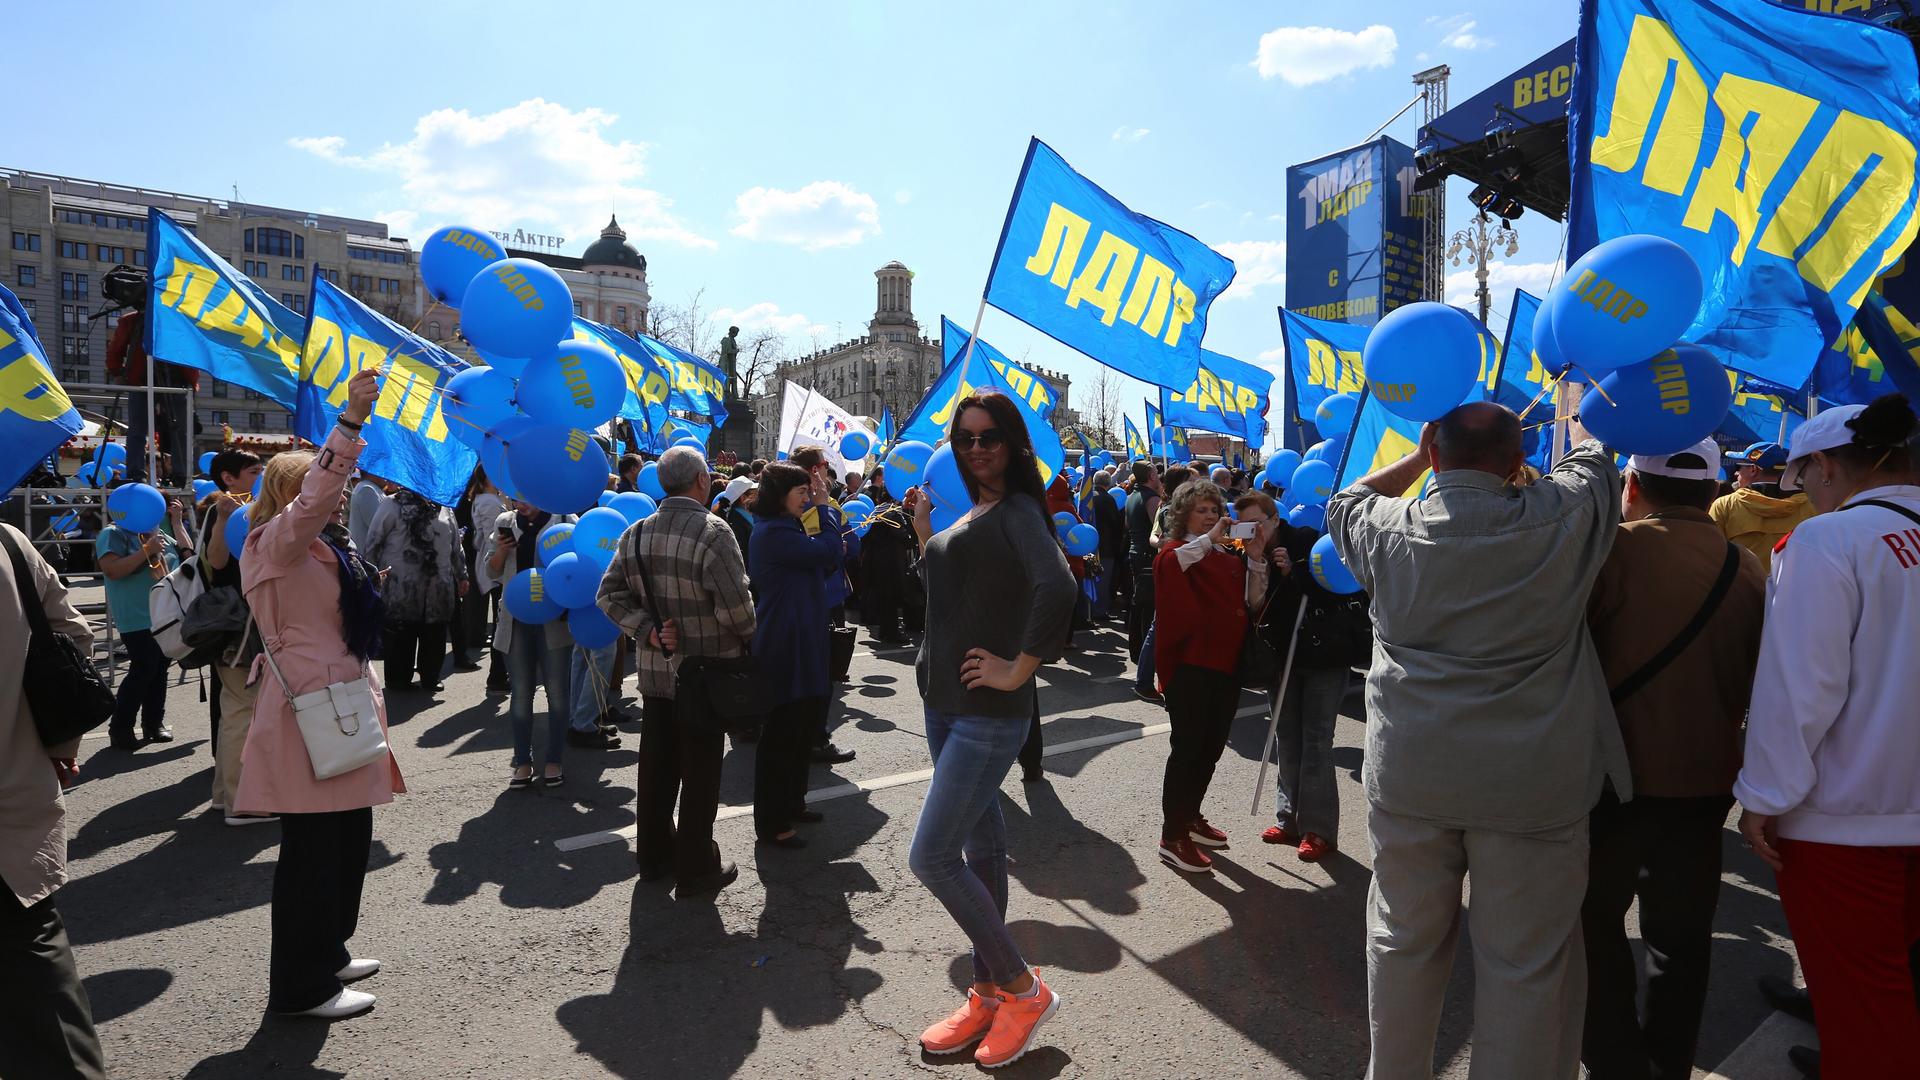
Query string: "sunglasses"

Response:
xmin=951 ymin=429 xmax=1007 ymax=452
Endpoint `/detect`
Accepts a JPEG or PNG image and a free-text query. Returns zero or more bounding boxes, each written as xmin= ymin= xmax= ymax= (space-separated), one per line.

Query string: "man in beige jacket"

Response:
xmin=0 ymin=522 xmax=106 ymax=1079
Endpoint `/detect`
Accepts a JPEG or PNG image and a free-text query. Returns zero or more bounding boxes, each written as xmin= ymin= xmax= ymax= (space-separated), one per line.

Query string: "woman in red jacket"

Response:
xmin=1154 ymin=478 xmax=1270 ymax=873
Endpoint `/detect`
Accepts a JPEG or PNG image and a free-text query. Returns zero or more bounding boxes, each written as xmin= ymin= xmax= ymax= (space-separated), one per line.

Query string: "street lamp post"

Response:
xmin=1446 ymin=210 xmax=1520 ymax=324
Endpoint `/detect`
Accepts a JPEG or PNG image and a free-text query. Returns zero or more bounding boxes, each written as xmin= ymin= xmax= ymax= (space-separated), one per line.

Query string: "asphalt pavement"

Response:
xmin=56 ymin=618 xmax=1804 ymax=1079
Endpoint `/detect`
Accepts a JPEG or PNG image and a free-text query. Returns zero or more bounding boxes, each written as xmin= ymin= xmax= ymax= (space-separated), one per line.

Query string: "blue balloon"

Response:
xmin=1052 ymin=511 xmax=1076 ymax=531
xmin=608 ymin=491 xmax=657 ymax=525
xmin=1303 ymin=441 xmax=1331 ymax=464
xmin=192 ymin=479 xmax=217 ymax=502
xmin=567 ymin=604 xmax=621 ymax=649
xmin=473 ymin=345 xmax=530 ymax=382
xmin=446 ymin=368 xmax=520 ymax=448
xmin=503 ymin=567 xmax=563 ymax=625
xmin=884 ymin=440 xmax=934 ymax=484
xmin=506 ymin=425 xmax=609 ymax=515
xmin=543 ymin=551 xmax=601 ymax=609
xmin=1363 ymin=302 xmax=1484 ymax=422
xmin=1579 ymin=344 xmax=1732 ymax=455
xmin=1266 ymin=449 xmax=1301 ymax=487
xmin=193 ymin=450 xmax=213 ymax=474
xmin=634 ymin=462 xmax=667 ymax=501
xmin=518 ymin=340 xmax=625 ymax=428
xmin=841 ymin=502 xmax=872 ymax=529
xmin=459 ymin=257 xmax=573 ymax=360
xmin=1290 ymin=460 xmax=1336 ymax=506
xmin=536 ymin=521 xmax=576 ymax=567
xmin=847 ymin=494 xmax=874 ymax=511
xmin=925 ymin=444 xmax=970 ymax=510
xmin=1110 ymin=486 xmax=1129 ymax=507
xmin=481 ymin=415 xmax=538 ymax=501
xmin=1063 ymin=523 xmax=1098 ymax=557
xmin=572 ymin=507 xmax=629 ymax=567
xmin=1545 ymin=234 xmax=1703 ymax=377
xmin=840 ymin=430 xmax=872 ymax=460
xmin=106 ymin=483 xmax=165 ymax=532
xmin=92 ymin=443 xmax=125 ymax=468
xmin=73 ymin=462 xmax=103 ymax=488
xmin=225 ymin=502 xmax=253 ymax=553
xmin=928 ymin=501 xmax=963 ymax=534
xmin=1309 ymin=533 xmax=1362 ymax=594
xmin=51 ymin=513 xmax=78 ymax=534
xmin=419 ymin=225 xmax=508 ymax=308
xmin=1251 ymin=470 xmax=1269 ymax=491
xmin=251 ymin=472 xmax=263 ymax=499
xmin=597 ymin=490 xmax=617 ymax=508
xmin=1314 ymin=393 xmax=1360 ymax=437
xmin=1288 ymin=503 xmax=1327 ymax=532
xmin=671 ymin=436 xmax=704 ymax=450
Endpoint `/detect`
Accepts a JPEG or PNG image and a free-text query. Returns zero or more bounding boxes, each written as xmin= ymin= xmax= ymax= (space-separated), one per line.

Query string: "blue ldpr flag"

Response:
xmin=1719 ymin=371 xmax=1807 ymax=446
xmin=1162 ymin=349 xmax=1275 ymax=448
xmin=1278 ymin=308 xmax=1369 ymax=444
xmin=662 ymin=415 xmax=712 ymax=448
xmin=896 ymin=319 xmax=1065 ymax=484
xmin=876 ymin=408 xmax=895 ymax=451
xmin=1124 ymin=415 xmax=1149 ymax=460
xmin=985 ymin=138 xmax=1235 ymax=391
xmin=0 ymin=282 xmax=84 ymax=495
xmin=1568 ymin=0 xmax=1920 ymax=392
xmin=298 ymin=279 xmax=478 ymax=506
xmin=570 ymin=318 xmax=673 ymax=438
xmin=1489 ymin=290 xmax=1557 ymax=470
xmin=636 ymin=333 xmax=730 ymax=426
xmin=146 ymin=208 xmax=305 ymax=408
xmin=1334 ymin=389 xmax=1431 ymax=498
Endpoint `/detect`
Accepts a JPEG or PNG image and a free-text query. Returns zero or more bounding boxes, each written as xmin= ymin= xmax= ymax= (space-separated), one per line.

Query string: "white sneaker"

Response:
xmin=224 ymin=813 xmax=279 ymax=827
xmin=281 ymin=988 xmax=375 ymax=1019
xmin=336 ymin=958 xmax=381 ymax=983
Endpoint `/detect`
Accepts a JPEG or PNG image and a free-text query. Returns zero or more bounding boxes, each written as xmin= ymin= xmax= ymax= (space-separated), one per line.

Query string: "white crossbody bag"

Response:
xmin=246 ymin=615 xmax=388 ymax=780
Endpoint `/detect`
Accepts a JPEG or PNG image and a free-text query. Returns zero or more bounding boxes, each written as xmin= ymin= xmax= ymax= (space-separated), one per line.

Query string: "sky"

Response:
xmin=8 ymin=1 xmax=1582 ymax=450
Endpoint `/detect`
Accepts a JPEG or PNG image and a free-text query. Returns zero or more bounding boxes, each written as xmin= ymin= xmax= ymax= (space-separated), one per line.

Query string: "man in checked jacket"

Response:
xmin=597 ymin=447 xmax=756 ymax=898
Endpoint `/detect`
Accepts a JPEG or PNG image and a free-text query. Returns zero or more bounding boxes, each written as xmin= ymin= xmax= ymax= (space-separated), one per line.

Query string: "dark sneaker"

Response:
xmin=566 ymin=727 xmax=621 ymax=749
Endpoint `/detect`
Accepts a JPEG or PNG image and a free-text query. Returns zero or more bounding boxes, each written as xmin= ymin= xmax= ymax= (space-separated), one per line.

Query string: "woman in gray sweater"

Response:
xmin=907 ymin=391 xmax=1075 ymax=1069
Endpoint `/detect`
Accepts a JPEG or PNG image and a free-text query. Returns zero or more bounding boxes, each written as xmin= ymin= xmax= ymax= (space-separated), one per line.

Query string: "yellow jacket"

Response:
xmin=1710 ymin=488 xmax=1815 ymax=574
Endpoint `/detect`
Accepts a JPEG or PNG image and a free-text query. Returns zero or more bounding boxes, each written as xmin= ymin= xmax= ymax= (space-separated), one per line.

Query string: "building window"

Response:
xmin=254 ymin=227 xmax=298 ymax=257
xmin=349 ymin=273 xmax=369 ymax=293
xmin=60 ymin=273 xmax=88 ymax=300
xmin=62 ymin=366 xmax=85 ymax=383
xmin=281 ymin=264 xmax=305 ymax=282
xmin=211 ymin=410 xmax=228 ymax=425
xmin=316 ymin=266 xmax=338 ymax=282
xmin=377 ymin=278 xmax=401 ymax=294
xmin=573 ymin=301 xmax=584 ymax=315
xmin=60 ymin=241 xmax=89 ymax=260
xmin=61 ymin=306 xmax=80 ymax=332
xmin=244 ymin=229 xmax=254 ymax=253
xmin=16 ymin=265 xmax=35 ymax=288
xmin=212 ymin=379 xmax=228 ymax=398
xmin=97 ymin=246 xmax=125 ymax=264
xmin=428 ymin=320 xmax=442 ymax=339
xmin=249 ymin=412 xmax=266 ymax=430
xmin=287 ymin=294 xmax=306 ymax=315
xmin=11 ymin=231 xmax=40 ymax=252
xmin=132 ymin=250 xmax=147 ymax=267
xmin=615 ymin=305 xmax=628 ymax=325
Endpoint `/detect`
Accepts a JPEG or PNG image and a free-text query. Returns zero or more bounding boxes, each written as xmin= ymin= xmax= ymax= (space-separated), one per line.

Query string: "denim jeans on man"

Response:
xmin=908 ymin=708 xmax=1031 ymax=985
xmin=507 ymin=623 xmax=572 ymax=768
xmin=569 ymin=643 xmax=617 ymax=734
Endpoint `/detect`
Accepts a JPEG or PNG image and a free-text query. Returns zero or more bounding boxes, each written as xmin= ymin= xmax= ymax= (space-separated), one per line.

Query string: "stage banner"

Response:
xmin=569 ymin=318 xmax=673 ymax=437
xmin=146 ymin=208 xmax=305 ymax=408
xmin=1568 ymin=0 xmax=1920 ymax=393
xmin=1125 ymin=415 xmax=1149 ymax=460
xmin=1163 ymin=349 xmax=1275 ymax=448
xmin=1283 ymin=136 xmax=1426 ymax=333
xmin=984 ymin=138 xmax=1235 ymax=391
xmin=896 ymin=319 xmax=1065 ymax=484
xmin=0 ymin=282 xmax=84 ymax=495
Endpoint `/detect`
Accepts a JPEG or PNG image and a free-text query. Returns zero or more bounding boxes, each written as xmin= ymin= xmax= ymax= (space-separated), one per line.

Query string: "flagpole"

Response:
xmin=955 ymin=296 xmax=989 ymax=392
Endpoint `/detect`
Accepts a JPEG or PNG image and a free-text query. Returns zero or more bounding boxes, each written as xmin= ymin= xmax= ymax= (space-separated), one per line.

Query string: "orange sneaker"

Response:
xmin=1298 ymin=832 xmax=1336 ymax=862
xmin=919 ymin=989 xmax=996 ymax=1055
xmin=977 ymin=972 xmax=1060 ymax=1069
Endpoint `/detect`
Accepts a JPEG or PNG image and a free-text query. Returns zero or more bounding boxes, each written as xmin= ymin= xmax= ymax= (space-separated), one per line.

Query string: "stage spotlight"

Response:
xmin=1469 ymin=184 xmax=1501 ymax=212
xmin=1493 ymin=194 xmax=1526 ymax=221
xmin=1482 ymin=115 xmax=1517 ymax=154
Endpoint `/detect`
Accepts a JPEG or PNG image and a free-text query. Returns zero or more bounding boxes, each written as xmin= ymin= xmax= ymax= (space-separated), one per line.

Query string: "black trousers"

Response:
xmin=1105 ymin=549 xmax=1131 ymax=619
xmin=269 ymin=808 xmax=373 ymax=1013
xmin=755 ymin=695 xmax=822 ymax=839
xmin=1581 ymin=791 xmax=1733 ymax=1080
xmin=636 ymin=696 xmax=725 ymax=882
xmin=486 ymin=590 xmax=509 ymax=688
xmin=1127 ymin=556 xmax=1156 ymax=661
xmin=383 ymin=619 xmax=448 ymax=689
xmin=110 ymin=628 xmax=170 ymax=739
xmin=1019 ymin=695 xmax=1043 ymax=777
xmin=1161 ymin=664 xmax=1241 ymax=841
xmin=0 ymin=883 xmax=105 ymax=1080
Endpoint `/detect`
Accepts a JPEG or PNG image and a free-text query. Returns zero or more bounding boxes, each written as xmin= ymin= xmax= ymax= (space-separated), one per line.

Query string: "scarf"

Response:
xmin=323 ymin=535 xmax=385 ymax=662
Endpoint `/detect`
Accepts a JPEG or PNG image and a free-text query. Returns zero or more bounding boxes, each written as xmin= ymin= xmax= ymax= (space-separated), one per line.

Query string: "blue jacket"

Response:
xmin=750 ymin=505 xmax=844 ymax=708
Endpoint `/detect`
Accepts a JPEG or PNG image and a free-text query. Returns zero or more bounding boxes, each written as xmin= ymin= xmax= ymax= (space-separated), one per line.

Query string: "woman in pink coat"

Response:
xmin=235 ymin=368 xmax=405 ymax=1020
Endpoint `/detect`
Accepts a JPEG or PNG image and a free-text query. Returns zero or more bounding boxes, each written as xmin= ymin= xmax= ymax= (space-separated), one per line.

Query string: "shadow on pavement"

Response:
xmin=81 ymin=966 xmax=173 ymax=1025
xmin=421 ymin=761 xmax=638 ymax=910
xmin=182 ymin=1013 xmax=341 ymax=1080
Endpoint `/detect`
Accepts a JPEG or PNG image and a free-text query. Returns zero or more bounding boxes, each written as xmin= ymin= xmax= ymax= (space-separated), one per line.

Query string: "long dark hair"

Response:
xmin=950 ymin=391 xmax=1049 ymax=516
xmin=756 ymin=462 xmax=810 ymax=519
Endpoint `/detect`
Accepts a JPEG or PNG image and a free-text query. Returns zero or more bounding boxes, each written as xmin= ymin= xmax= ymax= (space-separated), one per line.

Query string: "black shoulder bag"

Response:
xmin=1 ymin=528 xmax=115 ymax=746
xmin=631 ymin=521 xmax=764 ymax=733
xmin=1609 ymin=542 xmax=1741 ymax=705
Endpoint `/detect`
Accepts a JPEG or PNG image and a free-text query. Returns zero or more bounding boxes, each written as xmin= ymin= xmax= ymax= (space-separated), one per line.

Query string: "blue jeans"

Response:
xmin=1135 ymin=621 xmax=1158 ymax=694
xmin=569 ymin=644 xmax=617 ymax=733
xmin=909 ymin=708 xmax=1030 ymax=985
xmin=508 ymin=623 xmax=571 ymax=769
xmin=1271 ymin=665 xmax=1350 ymax=837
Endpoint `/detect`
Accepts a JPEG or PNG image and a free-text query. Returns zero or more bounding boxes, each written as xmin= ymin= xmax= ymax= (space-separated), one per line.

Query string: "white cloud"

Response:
xmin=1213 ymin=240 xmax=1287 ymax=302
xmin=1444 ymin=259 xmax=1563 ymax=328
xmin=1427 ymin=14 xmax=1493 ymax=51
xmin=711 ymin=302 xmax=828 ymax=339
xmin=1193 ymin=200 xmax=1230 ymax=213
xmin=1112 ymin=126 xmax=1151 ymax=143
xmin=287 ymin=99 xmax=713 ymax=249
xmin=1254 ymin=25 xmax=1397 ymax=86
xmin=731 ymin=181 xmax=881 ymax=251
xmin=1258 ymin=346 xmax=1287 ymax=364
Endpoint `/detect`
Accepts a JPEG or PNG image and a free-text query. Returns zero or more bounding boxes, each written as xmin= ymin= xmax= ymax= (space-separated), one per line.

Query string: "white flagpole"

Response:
xmin=955 ymin=296 xmax=989 ymax=392
xmin=1250 ymin=596 xmax=1310 ymax=816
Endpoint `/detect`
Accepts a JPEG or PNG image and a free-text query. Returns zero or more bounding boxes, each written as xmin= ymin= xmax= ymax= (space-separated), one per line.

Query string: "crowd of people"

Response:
xmin=3 ymin=366 xmax=1917 ymax=1077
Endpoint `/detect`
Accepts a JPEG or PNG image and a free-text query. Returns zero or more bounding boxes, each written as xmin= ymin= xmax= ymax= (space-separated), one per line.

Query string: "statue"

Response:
xmin=718 ymin=325 xmax=741 ymax=399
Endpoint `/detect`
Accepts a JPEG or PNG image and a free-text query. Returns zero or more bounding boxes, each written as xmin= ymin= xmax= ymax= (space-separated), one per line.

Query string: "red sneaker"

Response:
xmin=1298 ymin=832 xmax=1336 ymax=862
xmin=1158 ymin=837 xmax=1214 ymax=873
xmin=1188 ymin=817 xmax=1229 ymax=849
xmin=977 ymin=973 xmax=1060 ymax=1069
xmin=1261 ymin=825 xmax=1300 ymax=846
xmin=919 ymin=989 xmax=997 ymax=1055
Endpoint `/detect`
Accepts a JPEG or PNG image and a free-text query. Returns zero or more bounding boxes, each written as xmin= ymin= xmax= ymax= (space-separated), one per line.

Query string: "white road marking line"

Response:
xmin=553 ymin=701 xmax=1266 ymax=853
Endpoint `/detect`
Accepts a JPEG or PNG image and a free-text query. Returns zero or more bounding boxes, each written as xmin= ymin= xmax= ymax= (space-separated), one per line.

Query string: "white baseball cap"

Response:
xmin=1628 ymin=438 xmax=1721 ymax=481
xmin=722 ymin=476 xmax=753 ymax=503
xmin=1780 ymin=404 xmax=1867 ymax=492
